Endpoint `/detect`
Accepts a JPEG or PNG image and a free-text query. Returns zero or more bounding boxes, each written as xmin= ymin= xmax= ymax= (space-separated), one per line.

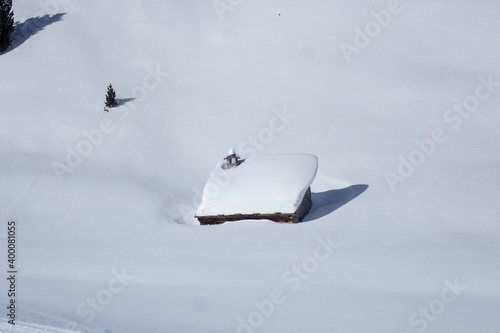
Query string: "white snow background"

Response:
xmin=0 ymin=0 xmax=499 ymax=332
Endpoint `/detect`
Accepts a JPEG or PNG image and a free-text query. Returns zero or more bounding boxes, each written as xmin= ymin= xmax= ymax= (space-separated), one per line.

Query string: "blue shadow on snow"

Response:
xmin=116 ymin=97 xmax=137 ymax=107
xmin=6 ymin=13 xmax=66 ymax=54
xmin=303 ymin=184 xmax=369 ymax=222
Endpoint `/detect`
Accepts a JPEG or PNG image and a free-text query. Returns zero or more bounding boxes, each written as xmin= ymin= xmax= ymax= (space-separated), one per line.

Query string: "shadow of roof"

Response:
xmin=303 ymin=184 xmax=369 ymax=222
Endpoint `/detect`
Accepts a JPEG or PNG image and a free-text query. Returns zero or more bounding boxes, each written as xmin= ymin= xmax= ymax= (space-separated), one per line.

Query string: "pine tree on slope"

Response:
xmin=0 ymin=0 xmax=14 ymax=54
xmin=104 ymin=84 xmax=118 ymax=111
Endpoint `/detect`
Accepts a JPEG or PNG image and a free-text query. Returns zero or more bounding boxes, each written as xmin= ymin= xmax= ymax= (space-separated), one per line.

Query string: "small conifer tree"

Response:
xmin=104 ymin=84 xmax=118 ymax=111
xmin=0 ymin=0 xmax=14 ymax=54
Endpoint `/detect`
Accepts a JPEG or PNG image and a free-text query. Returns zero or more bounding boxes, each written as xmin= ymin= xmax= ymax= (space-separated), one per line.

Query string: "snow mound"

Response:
xmin=196 ymin=154 xmax=318 ymax=217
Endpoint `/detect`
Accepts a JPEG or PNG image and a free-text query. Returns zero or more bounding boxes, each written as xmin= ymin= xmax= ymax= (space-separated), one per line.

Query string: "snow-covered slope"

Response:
xmin=1 ymin=1 xmax=499 ymax=332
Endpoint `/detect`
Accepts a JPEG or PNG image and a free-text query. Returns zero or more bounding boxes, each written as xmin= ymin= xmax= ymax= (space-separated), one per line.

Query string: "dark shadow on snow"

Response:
xmin=116 ymin=97 xmax=137 ymax=107
xmin=6 ymin=13 xmax=66 ymax=53
xmin=303 ymin=184 xmax=369 ymax=222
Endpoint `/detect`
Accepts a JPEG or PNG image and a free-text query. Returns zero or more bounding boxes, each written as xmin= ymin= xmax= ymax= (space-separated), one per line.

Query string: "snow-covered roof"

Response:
xmin=196 ymin=154 xmax=318 ymax=217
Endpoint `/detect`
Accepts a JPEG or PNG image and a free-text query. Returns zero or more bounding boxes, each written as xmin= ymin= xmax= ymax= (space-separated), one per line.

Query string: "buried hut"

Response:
xmin=195 ymin=150 xmax=318 ymax=225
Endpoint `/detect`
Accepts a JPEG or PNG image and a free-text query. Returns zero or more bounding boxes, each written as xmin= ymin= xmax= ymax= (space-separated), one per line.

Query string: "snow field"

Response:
xmin=0 ymin=0 xmax=499 ymax=332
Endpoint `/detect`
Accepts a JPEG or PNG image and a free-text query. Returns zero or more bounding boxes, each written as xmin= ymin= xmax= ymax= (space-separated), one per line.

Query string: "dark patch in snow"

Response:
xmin=116 ymin=97 xmax=137 ymax=107
xmin=304 ymin=184 xmax=369 ymax=222
xmin=7 ymin=13 xmax=66 ymax=54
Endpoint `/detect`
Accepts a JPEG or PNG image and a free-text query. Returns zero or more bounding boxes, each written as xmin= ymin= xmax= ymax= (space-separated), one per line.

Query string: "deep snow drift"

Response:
xmin=1 ymin=1 xmax=499 ymax=332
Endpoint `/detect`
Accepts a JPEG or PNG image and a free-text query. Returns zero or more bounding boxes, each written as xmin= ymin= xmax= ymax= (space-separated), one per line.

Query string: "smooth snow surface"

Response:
xmin=1 ymin=1 xmax=500 ymax=332
xmin=0 ymin=320 xmax=80 ymax=333
xmin=196 ymin=154 xmax=317 ymax=216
